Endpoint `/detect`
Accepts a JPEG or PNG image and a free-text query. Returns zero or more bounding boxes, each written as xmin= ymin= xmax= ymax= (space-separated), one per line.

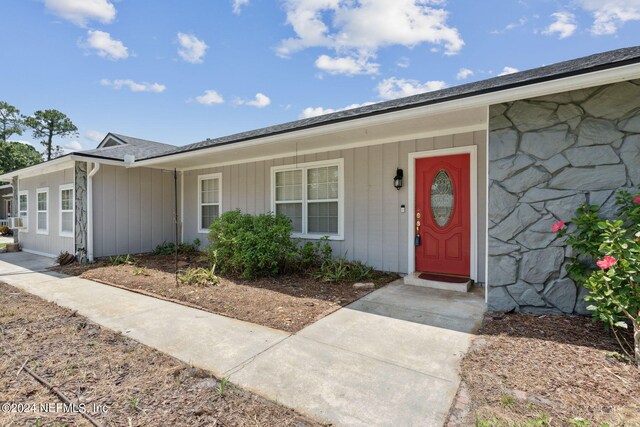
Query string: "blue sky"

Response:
xmin=2 ymin=0 xmax=640 ymax=153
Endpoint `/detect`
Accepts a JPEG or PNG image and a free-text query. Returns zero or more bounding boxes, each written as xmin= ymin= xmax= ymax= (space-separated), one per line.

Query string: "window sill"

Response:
xmin=292 ymin=233 xmax=344 ymax=241
xmin=60 ymin=232 xmax=74 ymax=238
xmin=36 ymin=230 xmax=49 ymax=236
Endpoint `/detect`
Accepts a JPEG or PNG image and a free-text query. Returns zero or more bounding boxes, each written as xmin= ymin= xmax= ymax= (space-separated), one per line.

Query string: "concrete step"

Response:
xmin=403 ymin=272 xmax=472 ymax=292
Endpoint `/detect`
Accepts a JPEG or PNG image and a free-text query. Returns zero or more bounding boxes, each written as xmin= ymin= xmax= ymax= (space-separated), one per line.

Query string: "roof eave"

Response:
xmin=133 ymin=60 xmax=640 ymax=168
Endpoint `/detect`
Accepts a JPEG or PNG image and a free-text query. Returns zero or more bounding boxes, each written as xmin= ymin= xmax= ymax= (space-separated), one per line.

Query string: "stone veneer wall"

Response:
xmin=487 ymin=79 xmax=640 ymax=314
xmin=75 ymin=161 xmax=88 ymax=263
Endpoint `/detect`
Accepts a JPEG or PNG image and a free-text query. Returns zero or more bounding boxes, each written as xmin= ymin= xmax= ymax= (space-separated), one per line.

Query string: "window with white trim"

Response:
xmin=272 ymin=159 xmax=343 ymax=239
xmin=36 ymin=188 xmax=48 ymax=234
xmin=18 ymin=191 xmax=28 ymax=232
xmin=59 ymin=184 xmax=74 ymax=237
xmin=198 ymin=173 xmax=221 ymax=233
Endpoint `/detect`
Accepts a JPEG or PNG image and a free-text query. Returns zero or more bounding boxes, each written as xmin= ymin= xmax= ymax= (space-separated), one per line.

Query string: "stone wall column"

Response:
xmin=11 ymin=176 xmax=18 ymax=244
xmin=75 ymin=162 xmax=88 ymax=263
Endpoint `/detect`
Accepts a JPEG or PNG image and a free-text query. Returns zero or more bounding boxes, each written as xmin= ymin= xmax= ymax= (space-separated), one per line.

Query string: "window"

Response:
xmin=36 ymin=188 xmax=48 ymax=235
xmin=198 ymin=173 xmax=221 ymax=233
xmin=18 ymin=191 xmax=28 ymax=232
xmin=59 ymin=184 xmax=74 ymax=237
xmin=272 ymin=159 xmax=343 ymax=239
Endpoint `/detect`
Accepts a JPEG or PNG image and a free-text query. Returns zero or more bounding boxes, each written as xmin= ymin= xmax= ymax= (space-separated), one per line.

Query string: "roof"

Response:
xmin=133 ymin=45 xmax=640 ymax=161
xmin=78 ymin=133 xmax=177 ymax=161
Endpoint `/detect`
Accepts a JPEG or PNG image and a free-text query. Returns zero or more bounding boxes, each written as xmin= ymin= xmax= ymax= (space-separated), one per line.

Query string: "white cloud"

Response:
xmin=85 ymin=130 xmax=106 ymax=143
xmin=100 ymin=79 xmax=166 ymax=93
xmin=177 ymin=33 xmax=208 ymax=64
xmin=498 ymin=66 xmax=519 ymax=76
xmin=236 ymin=93 xmax=271 ymax=108
xmin=456 ymin=68 xmax=474 ymax=80
xmin=195 ymin=90 xmax=225 ymax=105
xmin=491 ymin=17 xmax=528 ymax=34
xmin=83 ymin=30 xmax=128 ymax=60
xmin=300 ymin=102 xmax=375 ymax=119
xmin=65 ymin=140 xmax=82 ymax=151
xmin=543 ymin=12 xmax=577 ymax=39
xmin=315 ymin=54 xmax=380 ymax=75
xmin=576 ymin=0 xmax=640 ymax=35
xmin=397 ymin=57 xmax=410 ymax=68
xmin=376 ymin=77 xmax=447 ymax=100
xmin=43 ymin=0 xmax=116 ymax=26
xmin=277 ymin=0 xmax=464 ymax=73
xmin=232 ymin=0 xmax=250 ymax=14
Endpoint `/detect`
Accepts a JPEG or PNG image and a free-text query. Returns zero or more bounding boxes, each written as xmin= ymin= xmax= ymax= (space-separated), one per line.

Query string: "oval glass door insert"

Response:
xmin=431 ymin=170 xmax=454 ymax=227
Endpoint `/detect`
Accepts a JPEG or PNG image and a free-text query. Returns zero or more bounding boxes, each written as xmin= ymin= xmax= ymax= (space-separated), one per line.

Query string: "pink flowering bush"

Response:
xmin=558 ymin=190 xmax=640 ymax=366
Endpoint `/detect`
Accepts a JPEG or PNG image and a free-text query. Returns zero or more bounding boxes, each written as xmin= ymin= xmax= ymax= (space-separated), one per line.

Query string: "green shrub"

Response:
xmin=558 ymin=189 xmax=640 ymax=366
xmin=152 ymin=240 xmax=200 ymax=256
xmin=0 ymin=225 xmax=10 ymax=236
xmin=208 ymin=210 xmax=298 ymax=279
xmin=297 ymin=237 xmax=333 ymax=269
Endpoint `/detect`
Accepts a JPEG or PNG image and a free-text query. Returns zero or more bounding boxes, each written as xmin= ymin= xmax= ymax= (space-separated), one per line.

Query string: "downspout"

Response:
xmin=87 ymin=162 xmax=100 ymax=262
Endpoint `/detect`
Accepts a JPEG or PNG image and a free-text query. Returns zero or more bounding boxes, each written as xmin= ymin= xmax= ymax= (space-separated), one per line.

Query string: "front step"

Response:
xmin=403 ymin=272 xmax=472 ymax=292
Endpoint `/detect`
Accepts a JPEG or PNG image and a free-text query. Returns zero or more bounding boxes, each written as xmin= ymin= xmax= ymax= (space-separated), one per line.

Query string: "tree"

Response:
xmin=0 ymin=101 xmax=25 ymax=142
xmin=24 ymin=109 xmax=78 ymax=161
xmin=0 ymin=141 xmax=42 ymax=175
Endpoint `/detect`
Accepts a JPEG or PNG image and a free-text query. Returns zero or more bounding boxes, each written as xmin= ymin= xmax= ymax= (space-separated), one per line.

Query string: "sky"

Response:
xmin=1 ymin=0 xmax=640 ymax=154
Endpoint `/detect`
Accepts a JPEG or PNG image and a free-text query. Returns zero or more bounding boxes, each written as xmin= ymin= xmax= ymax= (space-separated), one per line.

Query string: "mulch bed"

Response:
xmin=53 ymin=253 xmax=398 ymax=333
xmin=447 ymin=312 xmax=640 ymax=426
xmin=0 ymin=282 xmax=325 ymax=427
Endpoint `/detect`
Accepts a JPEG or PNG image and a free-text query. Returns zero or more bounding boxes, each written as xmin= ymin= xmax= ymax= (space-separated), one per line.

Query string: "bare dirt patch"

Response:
xmin=53 ymin=253 xmax=398 ymax=333
xmin=447 ymin=313 xmax=640 ymax=426
xmin=0 ymin=282 xmax=324 ymax=427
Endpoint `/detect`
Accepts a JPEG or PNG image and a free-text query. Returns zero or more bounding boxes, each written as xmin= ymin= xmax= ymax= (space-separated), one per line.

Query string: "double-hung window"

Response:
xmin=59 ymin=184 xmax=74 ymax=237
xmin=272 ymin=159 xmax=343 ymax=239
xmin=18 ymin=191 xmax=28 ymax=232
xmin=198 ymin=173 xmax=222 ymax=233
xmin=36 ymin=188 xmax=48 ymax=235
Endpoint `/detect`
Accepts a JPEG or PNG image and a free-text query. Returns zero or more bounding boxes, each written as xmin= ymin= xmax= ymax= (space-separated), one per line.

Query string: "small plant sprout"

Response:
xmin=218 ymin=376 xmax=229 ymax=398
xmin=500 ymin=394 xmax=515 ymax=408
xmin=132 ymin=267 xmax=150 ymax=276
xmin=130 ymin=397 xmax=140 ymax=411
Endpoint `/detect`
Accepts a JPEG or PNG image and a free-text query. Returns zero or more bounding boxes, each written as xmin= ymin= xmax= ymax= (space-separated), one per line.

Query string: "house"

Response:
xmin=0 ymin=183 xmax=13 ymax=228
xmin=1 ymin=46 xmax=639 ymax=315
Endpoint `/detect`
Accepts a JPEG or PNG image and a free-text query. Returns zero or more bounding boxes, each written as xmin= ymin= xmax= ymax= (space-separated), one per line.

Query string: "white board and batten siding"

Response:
xmin=92 ymin=165 xmax=178 ymax=258
xmin=18 ymin=168 xmax=75 ymax=257
xmin=183 ymin=130 xmax=487 ymax=281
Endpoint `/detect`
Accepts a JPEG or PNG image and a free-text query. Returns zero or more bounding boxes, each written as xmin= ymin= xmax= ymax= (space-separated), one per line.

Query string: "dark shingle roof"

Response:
xmin=79 ymin=46 xmax=640 ymax=163
xmin=78 ymin=133 xmax=177 ymax=161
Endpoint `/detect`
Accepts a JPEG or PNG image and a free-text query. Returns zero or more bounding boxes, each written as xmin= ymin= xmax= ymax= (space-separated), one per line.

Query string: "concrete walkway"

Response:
xmin=0 ymin=252 xmax=486 ymax=427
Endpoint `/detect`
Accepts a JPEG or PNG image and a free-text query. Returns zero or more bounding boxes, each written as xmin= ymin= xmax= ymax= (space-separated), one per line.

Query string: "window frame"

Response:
xmin=36 ymin=187 xmax=49 ymax=235
xmin=271 ymin=158 xmax=344 ymax=240
xmin=18 ymin=190 xmax=28 ymax=232
xmin=197 ymin=173 xmax=222 ymax=234
xmin=59 ymin=183 xmax=74 ymax=238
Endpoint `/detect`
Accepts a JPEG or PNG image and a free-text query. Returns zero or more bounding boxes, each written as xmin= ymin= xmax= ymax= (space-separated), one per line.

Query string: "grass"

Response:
xmin=0 ymin=242 xmax=7 ymax=249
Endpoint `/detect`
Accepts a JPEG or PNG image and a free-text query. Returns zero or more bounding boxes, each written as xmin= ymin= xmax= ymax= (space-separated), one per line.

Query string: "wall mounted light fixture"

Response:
xmin=394 ymin=168 xmax=404 ymax=190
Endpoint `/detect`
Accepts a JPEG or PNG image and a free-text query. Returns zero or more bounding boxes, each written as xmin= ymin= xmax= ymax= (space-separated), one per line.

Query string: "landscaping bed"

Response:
xmin=53 ymin=253 xmax=398 ymax=333
xmin=0 ymin=282 xmax=324 ymax=426
xmin=447 ymin=312 xmax=640 ymax=427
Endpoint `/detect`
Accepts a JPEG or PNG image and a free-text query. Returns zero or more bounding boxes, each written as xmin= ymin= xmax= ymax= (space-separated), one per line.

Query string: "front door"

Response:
xmin=415 ymin=153 xmax=470 ymax=276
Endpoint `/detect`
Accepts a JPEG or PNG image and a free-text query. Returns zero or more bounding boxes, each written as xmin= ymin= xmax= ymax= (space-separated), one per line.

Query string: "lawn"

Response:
xmin=53 ymin=252 xmax=398 ymax=332
xmin=0 ymin=282 xmax=324 ymax=426
xmin=447 ymin=313 xmax=640 ymax=427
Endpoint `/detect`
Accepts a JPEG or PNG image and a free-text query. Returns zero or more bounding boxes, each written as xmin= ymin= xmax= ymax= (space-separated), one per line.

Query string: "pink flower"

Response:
xmin=596 ymin=255 xmax=617 ymax=270
xmin=551 ymin=221 xmax=565 ymax=233
xmin=633 ymin=196 xmax=640 ymax=205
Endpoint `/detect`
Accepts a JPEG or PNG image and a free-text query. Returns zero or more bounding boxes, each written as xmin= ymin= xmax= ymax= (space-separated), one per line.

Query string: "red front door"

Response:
xmin=415 ymin=154 xmax=470 ymax=276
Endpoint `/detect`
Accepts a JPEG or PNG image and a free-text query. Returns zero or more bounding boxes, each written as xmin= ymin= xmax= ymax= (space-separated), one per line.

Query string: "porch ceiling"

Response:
xmin=146 ymin=106 xmax=487 ymax=171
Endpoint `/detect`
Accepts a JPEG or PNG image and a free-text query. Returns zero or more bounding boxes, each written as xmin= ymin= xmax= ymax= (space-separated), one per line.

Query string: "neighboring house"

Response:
xmin=1 ymin=46 xmax=639 ymax=315
xmin=0 ymin=184 xmax=13 ymax=227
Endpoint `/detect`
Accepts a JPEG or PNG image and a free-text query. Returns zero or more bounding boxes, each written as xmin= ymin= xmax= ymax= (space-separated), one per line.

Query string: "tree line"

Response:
xmin=0 ymin=101 xmax=78 ymax=175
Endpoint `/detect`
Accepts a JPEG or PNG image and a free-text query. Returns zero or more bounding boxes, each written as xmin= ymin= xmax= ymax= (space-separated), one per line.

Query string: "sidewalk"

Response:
xmin=0 ymin=252 xmax=485 ymax=427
